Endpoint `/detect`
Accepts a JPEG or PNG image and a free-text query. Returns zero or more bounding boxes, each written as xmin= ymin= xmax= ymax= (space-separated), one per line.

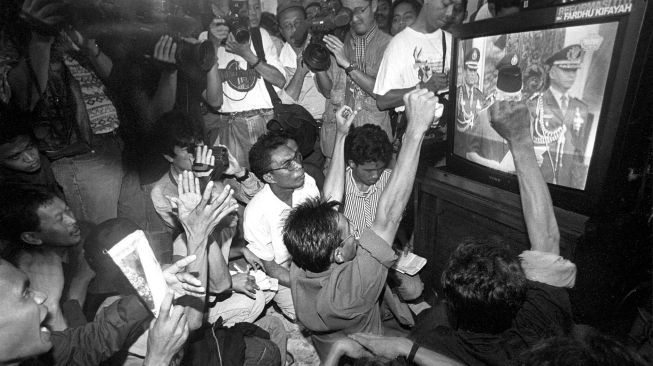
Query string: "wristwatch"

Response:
xmin=344 ymin=62 xmax=358 ymax=75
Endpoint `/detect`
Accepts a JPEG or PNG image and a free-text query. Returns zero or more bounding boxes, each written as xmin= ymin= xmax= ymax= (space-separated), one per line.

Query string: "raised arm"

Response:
xmin=489 ymin=101 xmax=560 ymax=254
xmin=371 ymin=89 xmax=441 ymax=244
xmin=168 ymin=171 xmax=238 ymax=329
xmin=322 ymin=105 xmax=356 ymax=202
xmin=323 ymin=35 xmax=376 ymax=97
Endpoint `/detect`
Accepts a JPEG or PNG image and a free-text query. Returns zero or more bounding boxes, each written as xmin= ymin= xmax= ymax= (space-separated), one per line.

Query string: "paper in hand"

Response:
xmin=393 ymin=252 xmax=427 ymax=276
xmin=107 ymin=230 xmax=168 ymax=317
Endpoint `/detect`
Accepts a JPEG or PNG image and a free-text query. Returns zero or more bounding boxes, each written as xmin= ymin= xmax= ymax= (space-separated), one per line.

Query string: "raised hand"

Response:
xmin=193 ymin=145 xmax=215 ymax=178
xmin=323 ymin=35 xmax=351 ymax=69
xmin=225 ymin=33 xmax=255 ymax=61
xmin=231 ymin=272 xmax=259 ymax=299
xmin=209 ymin=18 xmax=230 ymax=46
xmin=162 ymin=255 xmax=206 ymax=298
xmin=153 ymin=35 xmax=177 ymax=65
xmin=144 ymin=291 xmax=189 ymax=366
xmin=169 ymin=172 xmax=239 ymax=247
xmin=335 ymin=105 xmax=357 ymax=135
xmin=489 ymin=100 xmax=532 ymax=145
xmin=403 ymin=88 xmax=442 ymax=137
xmin=168 ymin=171 xmax=202 ymax=219
xmin=221 ymin=145 xmax=245 ymax=176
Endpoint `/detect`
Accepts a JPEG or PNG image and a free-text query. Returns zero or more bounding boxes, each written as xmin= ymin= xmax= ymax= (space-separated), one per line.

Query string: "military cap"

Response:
xmin=545 ymin=44 xmax=584 ymax=70
xmin=496 ymin=53 xmax=522 ymax=94
xmin=464 ymin=48 xmax=480 ymax=70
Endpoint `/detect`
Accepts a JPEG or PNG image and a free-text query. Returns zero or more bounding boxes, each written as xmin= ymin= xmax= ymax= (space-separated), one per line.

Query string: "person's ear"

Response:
xmin=334 ymin=248 xmax=345 ymax=264
xmin=263 ymin=171 xmax=276 ymax=185
xmin=347 ymin=160 xmax=356 ymax=169
xmin=20 ymin=232 xmax=43 ymax=246
xmin=163 ymin=154 xmax=174 ymax=163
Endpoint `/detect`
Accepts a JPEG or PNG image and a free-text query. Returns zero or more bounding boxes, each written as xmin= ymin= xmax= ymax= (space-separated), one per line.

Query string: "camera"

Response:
xmin=192 ymin=146 xmax=230 ymax=180
xmin=298 ymin=0 xmax=352 ymax=72
xmin=219 ymin=0 xmax=250 ymax=44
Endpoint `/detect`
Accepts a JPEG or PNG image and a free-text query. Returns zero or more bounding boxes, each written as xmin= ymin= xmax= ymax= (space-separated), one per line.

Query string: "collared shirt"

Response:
xmin=290 ymin=228 xmax=397 ymax=360
xmin=278 ymin=42 xmax=326 ymax=119
xmin=323 ymin=28 xmax=393 ymax=139
xmin=351 ymin=24 xmax=379 ymax=73
xmin=244 ymin=174 xmax=319 ymax=268
xmin=343 ymin=167 xmax=392 ymax=232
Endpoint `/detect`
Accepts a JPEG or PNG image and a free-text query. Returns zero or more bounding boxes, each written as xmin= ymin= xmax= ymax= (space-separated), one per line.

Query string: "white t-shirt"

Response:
xmin=244 ymin=174 xmax=319 ymax=268
xmin=199 ymin=28 xmax=286 ymax=113
xmin=373 ymin=27 xmax=451 ymax=111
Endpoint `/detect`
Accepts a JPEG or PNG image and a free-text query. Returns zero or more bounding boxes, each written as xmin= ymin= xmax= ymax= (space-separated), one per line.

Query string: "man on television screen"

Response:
xmin=529 ymin=44 xmax=592 ymax=190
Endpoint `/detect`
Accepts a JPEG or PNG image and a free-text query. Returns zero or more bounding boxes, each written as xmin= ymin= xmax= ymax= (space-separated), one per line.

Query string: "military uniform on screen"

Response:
xmin=529 ymin=44 xmax=592 ymax=190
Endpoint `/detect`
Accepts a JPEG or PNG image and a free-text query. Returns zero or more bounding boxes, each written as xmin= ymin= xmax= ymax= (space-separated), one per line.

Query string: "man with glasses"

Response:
xmin=283 ymin=89 xmax=442 ymax=360
xmin=315 ymin=0 xmax=393 ymax=168
xmin=243 ymin=133 xmax=320 ymax=320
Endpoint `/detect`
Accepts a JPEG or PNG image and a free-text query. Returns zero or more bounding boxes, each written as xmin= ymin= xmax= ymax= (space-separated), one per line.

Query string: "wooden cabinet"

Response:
xmin=413 ymin=167 xmax=588 ymax=293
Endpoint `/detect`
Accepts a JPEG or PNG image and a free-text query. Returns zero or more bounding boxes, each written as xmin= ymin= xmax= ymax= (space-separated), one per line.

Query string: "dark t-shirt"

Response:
xmin=410 ymin=281 xmax=574 ymax=366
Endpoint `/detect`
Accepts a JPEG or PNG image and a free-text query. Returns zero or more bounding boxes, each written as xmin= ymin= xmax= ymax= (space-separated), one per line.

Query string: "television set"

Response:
xmin=445 ymin=0 xmax=651 ymax=214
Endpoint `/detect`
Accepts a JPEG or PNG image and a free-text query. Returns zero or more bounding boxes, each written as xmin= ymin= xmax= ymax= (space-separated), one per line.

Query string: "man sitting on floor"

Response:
xmin=282 ymin=88 xmax=442 ymax=360
xmin=244 ymin=133 xmax=321 ymax=320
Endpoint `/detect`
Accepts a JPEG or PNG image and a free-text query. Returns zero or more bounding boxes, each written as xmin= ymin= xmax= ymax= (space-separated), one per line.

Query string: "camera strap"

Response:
xmin=441 ymin=29 xmax=447 ymax=74
xmin=250 ymin=27 xmax=282 ymax=106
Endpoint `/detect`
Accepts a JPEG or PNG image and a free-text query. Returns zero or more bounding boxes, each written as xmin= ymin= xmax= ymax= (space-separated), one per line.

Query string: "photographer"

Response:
xmin=0 ymin=0 xmax=134 ymax=225
xmin=314 ymin=0 xmax=393 ymax=167
xmin=203 ymin=0 xmax=286 ymax=169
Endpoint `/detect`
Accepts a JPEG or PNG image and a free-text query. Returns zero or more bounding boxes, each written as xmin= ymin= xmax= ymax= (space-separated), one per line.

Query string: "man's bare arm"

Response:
xmin=490 ymin=101 xmax=560 ymax=254
xmin=371 ymin=89 xmax=441 ymax=244
xmin=376 ymin=87 xmax=413 ymax=110
xmin=322 ymin=106 xmax=356 ymax=202
xmin=261 ymin=259 xmax=290 ymax=287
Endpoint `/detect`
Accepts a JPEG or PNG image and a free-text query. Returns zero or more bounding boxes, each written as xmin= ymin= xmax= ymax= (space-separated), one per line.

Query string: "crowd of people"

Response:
xmin=0 ymin=0 xmax=648 ymax=365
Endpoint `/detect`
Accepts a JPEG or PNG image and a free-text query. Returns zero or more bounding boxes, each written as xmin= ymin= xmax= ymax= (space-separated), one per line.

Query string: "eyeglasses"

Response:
xmin=266 ymin=151 xmax=303 ymax=173
xmin=352 ymin=4 xmax=370 ymax=17
xmin=338 ymin=227 xmax=360 ymax=247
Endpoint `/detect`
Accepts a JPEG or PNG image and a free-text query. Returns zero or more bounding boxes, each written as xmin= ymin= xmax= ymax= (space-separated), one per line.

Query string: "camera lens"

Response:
xmin=233 ymin=27 xmax=250 ymax=43
xmin=303 ymin=43 xmax=331 ymax=72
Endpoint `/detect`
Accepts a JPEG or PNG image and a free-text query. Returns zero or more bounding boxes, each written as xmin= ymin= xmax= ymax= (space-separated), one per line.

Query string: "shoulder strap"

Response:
xmin=441 ymin=30 xmax=447 ymax=73
xmin=250 ymin=27 xmax=281 ymax=106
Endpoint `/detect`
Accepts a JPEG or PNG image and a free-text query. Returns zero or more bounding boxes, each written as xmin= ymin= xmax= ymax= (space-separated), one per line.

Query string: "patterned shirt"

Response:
xmin=343 ymin=167 xmax=392 ymax=232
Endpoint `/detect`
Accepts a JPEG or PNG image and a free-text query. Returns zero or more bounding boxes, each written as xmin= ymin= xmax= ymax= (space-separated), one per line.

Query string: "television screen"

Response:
xmin=452 ymin=21 xmax=619 ymax=191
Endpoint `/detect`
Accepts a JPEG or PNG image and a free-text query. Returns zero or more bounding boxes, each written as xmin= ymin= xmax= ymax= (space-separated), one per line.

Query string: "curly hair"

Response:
xmin=441 ymin=236 xmax=527 ymax=334
xmin=344 ymin=124 xmax=393 ymax=166
xmin=283 ymin=198 xmax=341 ymax=273
xmin=249 ymin=133 xmax=290 ymax=181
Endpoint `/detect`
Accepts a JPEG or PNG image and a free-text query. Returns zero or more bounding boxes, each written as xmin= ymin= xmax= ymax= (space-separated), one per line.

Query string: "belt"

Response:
xmin=217 ymin=108 xmax=273 ymax=118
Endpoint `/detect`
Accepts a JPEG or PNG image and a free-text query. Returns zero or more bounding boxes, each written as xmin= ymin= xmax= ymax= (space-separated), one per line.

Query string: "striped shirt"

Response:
xmin=343 ymin=167 xmax=392 ymax=232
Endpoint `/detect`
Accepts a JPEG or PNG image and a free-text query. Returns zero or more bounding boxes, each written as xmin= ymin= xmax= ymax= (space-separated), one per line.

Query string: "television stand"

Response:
xmin=412 ymin=166 xmax=588 ymax=293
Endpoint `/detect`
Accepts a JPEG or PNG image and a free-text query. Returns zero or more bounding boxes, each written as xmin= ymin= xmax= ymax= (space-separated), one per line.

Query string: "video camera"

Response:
xmin=295 ymin=0 xmax=352 ymax=72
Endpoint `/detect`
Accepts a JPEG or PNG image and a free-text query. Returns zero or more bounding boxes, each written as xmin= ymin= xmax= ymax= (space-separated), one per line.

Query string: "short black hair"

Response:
xmin=249 ymin=133 xmax=290 ymax=181
xmin=494 ymin=0 xmax=520 ymax=14
xmin=441 ymin=237 xmax=527 ymax=334
xmin=153 ymin=110 xmax=202 ymax=157
xmin=391 ymin=0 xmax=422 ymax=17
xmin=0 ymin=107 xmax=34 ymax=146
xmin=0 ymin=187 xmax=57 ymax=244
xmin=261 ymin=11 xmax=284 ymax=39
xmin=519 ymin=331 xmax=649 ymax=366
xmin=283 ymin=198 xmax=341 ymax=273
xmin=344 ymin=124 xmax=393 ymax=166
